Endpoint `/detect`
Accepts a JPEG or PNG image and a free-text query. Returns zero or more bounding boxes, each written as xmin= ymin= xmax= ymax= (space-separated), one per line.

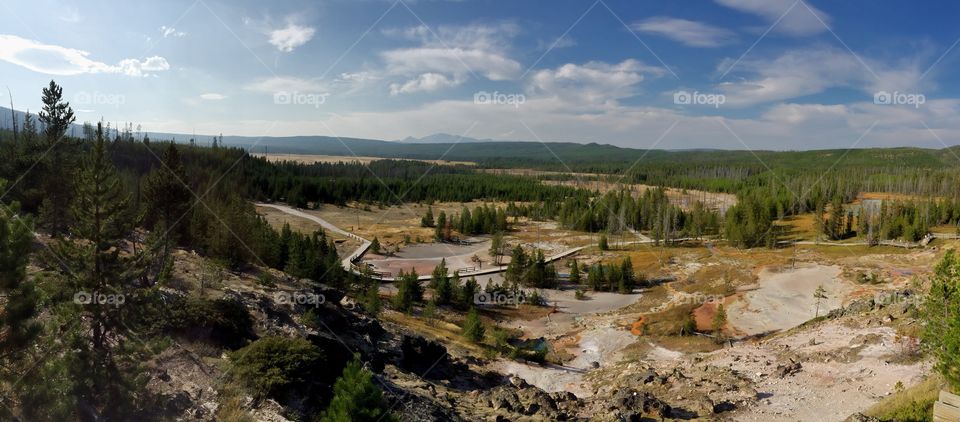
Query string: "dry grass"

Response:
xmin=381 ymin=309 xmax=489 ymax=355
xmin=864 ymin=375 xmax=943 ymax=421
xmin=252 ymin=153 xmax=475 ymax=166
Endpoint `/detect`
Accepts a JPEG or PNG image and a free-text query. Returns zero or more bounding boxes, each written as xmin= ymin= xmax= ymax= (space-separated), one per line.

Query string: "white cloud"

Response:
xmin=528 ymin=59 xmax=664 ymax=104
xmin=632 ymin=17 xmax=736 ymax=47
xmin=160 ymin=26 xmax=187 ymax=38
xmin=717 ymin=48 xmax=928 ymax=106
xmin=382 ymin=47 xmax=521 ymax=81
xmin=715 ymin=0 xmax=829 ymax=36
xmin=269 ymin=23 xmax=315 ymax=52
xmin=244 ymin=76 xmax=327 ymax=93
xmin=0 ymin=35 xmax=169 ymax=77
xmin=200 ymin=93 xmax=226 ymax=101
xmin=389 ymin=72 xmax=462 ymax=95
xmin=380 ymin=23 xmax=522 ymax=94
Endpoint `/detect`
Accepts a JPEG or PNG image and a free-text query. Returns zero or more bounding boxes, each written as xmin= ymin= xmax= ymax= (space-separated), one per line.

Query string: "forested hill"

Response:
xmin=1 ymin=105 xmax=956 ymax=171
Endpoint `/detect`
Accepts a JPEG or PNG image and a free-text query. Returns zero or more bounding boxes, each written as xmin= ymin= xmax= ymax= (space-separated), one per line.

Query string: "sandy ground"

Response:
xmin=706 ymin=322 xmax=929 ymax=421
xmin=727 ymin=265 xmax=851 ymax=335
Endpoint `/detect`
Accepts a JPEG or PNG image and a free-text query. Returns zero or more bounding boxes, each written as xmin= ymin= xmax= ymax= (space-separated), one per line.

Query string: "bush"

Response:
xmin=228 ymin=336 xmax=324 ymax=400
xmin=163 ymin=297 xmax=255 ymax=349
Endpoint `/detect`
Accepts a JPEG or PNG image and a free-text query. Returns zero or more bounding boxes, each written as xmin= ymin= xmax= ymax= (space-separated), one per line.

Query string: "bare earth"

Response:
xmin=727 ymin=265 xmax=851 ymax=335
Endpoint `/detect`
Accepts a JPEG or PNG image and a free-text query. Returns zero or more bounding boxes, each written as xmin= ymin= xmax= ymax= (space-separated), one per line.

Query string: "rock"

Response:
xmin=775 ymin=360 xmax=802 ymax=378
xmin=844 ymin=413 xmax=881 ymax=422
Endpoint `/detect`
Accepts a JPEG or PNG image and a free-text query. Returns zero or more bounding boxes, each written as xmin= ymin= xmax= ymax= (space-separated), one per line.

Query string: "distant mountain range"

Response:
xmin=3 ymin=106 xmax=960 ymax=170
xmin=396 ymin=133 xmax=497 ymax=144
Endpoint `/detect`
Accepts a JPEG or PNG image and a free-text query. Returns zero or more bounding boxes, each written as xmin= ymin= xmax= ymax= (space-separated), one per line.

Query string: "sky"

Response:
xmin=2 ymin=0 xmax=960 ymax=150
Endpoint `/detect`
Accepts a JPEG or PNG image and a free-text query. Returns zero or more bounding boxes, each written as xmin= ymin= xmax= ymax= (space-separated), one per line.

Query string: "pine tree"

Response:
xmin=47 ymin=122 xmax=150 ymax=418
xmin=0 ymin=194 xmax=40 ymax=387
xmin=813 ymin=285 xmax=828 ymax=317
xmin=392 ymin=269 xmax=421 ymax=312
xmin=143 ymin=142 xmax=192 ymax=284
xmin=921 ymin=250 xmax=960 ymax=390
xmin=462 ymin=307 xmax=485 ymax=343
xmin=363 ymin=284 xmax=381 ymax=317
xmin=370 ymin=237 xmax=381 ymax=254
xmin=320 ymin=354 xmax=396 ymax=422
xmin=569 ymin=259 xmax=581 ymax=284
xmin=489 ymin=231 xmax=505 ymax=266
xmin=421 ymin=206 xmax=435 ymax=227
xmin=712 ymin=304 xmax=727 ymax=338
xmin=37 ymin=80 xmax=78 ymax=236
xmin=598 ymin=234 xmax=609 ymax=251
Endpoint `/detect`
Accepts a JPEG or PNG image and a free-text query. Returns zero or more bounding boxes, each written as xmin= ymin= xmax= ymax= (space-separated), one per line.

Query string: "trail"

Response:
xmin=257 ymin=203 xmax=585 ymax=281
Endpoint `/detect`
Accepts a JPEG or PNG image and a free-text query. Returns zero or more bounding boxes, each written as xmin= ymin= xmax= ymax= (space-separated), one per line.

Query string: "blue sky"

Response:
xmin=2 ymin=0 xmax=960 ymax=149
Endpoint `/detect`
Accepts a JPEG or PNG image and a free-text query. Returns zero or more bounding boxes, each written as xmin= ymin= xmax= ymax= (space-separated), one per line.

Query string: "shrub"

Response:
xmin=228 ymin=336 xmax=324 ymax=400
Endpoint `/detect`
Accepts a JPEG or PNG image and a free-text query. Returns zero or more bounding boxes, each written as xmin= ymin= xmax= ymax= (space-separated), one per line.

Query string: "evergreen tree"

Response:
xmin=392 ymin=269 xmax=422 ymax=312
xmin=42 ymin=122 xmax=150 ymax=419
xmin=431 ymin=259 xmax=452 ymax=304
xmin=489 ymin=232 xmax=505 ymax=266
xmin=568 ymin=259 xmax=581 ymax=284
xmin=813 ymin=285 xmax=828 ymax=317
xmin=921 ymin=250 xmax=960 ymax=389
xmin=321 ymin=354 xmax=395 ymax=422
xmin=462 ymin=307 xmax=485 ymax=343
xmin=598 ymin=234 xmax=609 ymax=251
xmin=143 ymin=142 xmax=192 ymax=284
xmin=37 ymin=80 xmax=78 ymax=236
xmin=421 ymin=206 xmax=435 ymax=227
xmin=712 ymin=304 xmax=727 ymax=338
xmin=0 ymin=194 xmax=39 ymax=395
